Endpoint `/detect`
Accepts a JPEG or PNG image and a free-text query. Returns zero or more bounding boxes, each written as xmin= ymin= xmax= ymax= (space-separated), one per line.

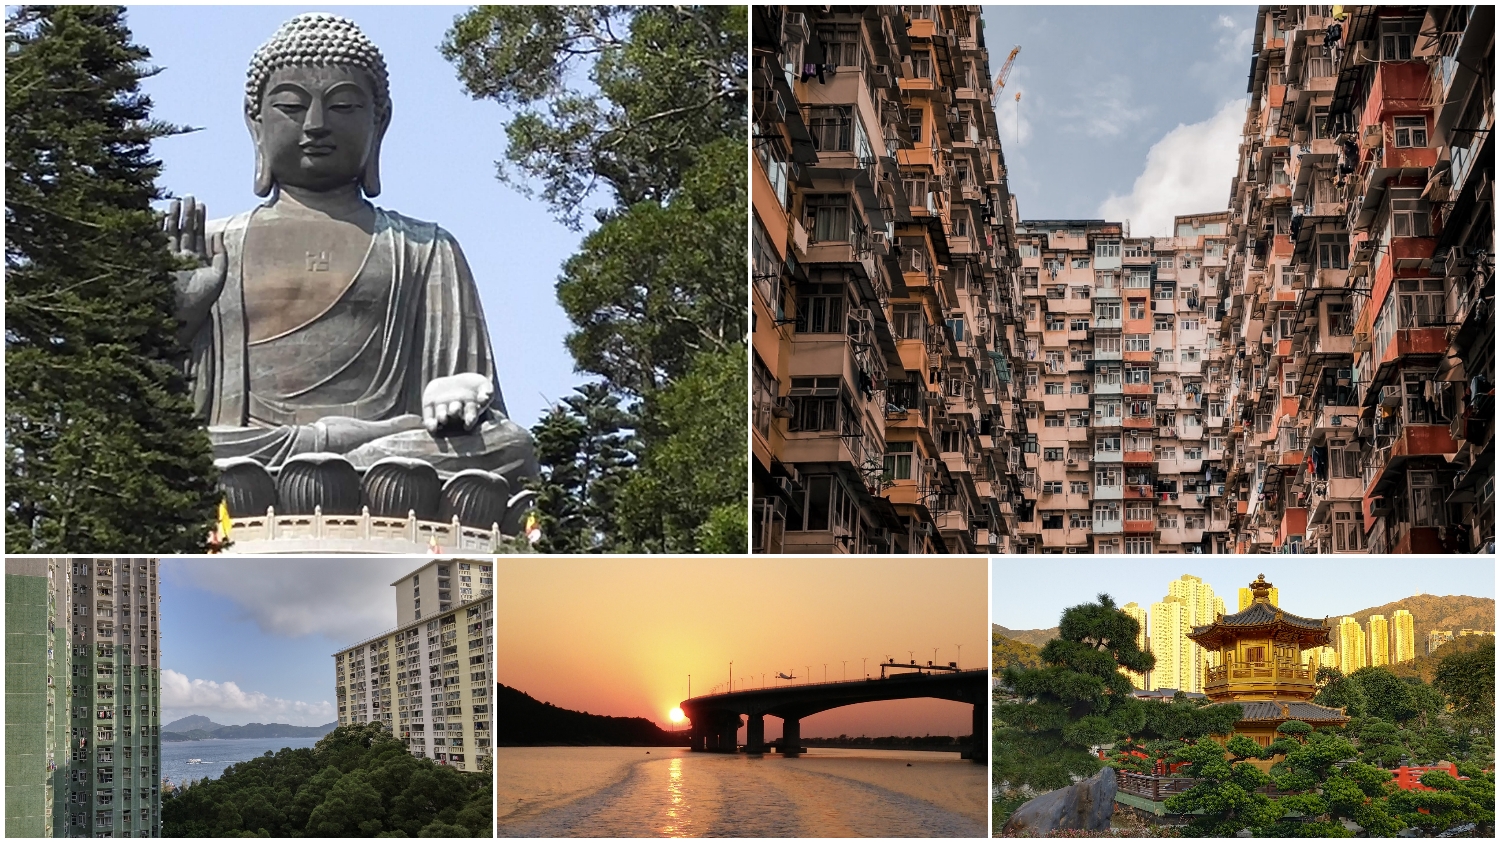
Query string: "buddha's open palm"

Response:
xmin=166 ymin=196 xmax=227 ymax=329
xmin=422 ymin=372 xmax=495 ymax=433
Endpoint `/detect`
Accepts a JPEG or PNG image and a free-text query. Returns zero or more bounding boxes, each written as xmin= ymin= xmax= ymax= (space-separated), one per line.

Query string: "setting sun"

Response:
xmin=668 ymin=707 xmax=685 ymax=723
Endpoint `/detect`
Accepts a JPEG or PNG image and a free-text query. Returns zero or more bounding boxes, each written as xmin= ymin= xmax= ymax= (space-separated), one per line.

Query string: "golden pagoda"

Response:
xmin=1187 ymin=574 xmax=1349 ymax=751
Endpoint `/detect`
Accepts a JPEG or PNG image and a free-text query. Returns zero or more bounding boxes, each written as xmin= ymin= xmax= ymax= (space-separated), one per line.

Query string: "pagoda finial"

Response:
xmin=1250 ymin=573 xmax=1274 ymax=603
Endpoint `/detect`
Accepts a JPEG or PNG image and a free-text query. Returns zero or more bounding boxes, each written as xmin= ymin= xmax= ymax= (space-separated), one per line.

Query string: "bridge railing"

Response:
xmin=684 ymin=667 xmax=984 ymax=700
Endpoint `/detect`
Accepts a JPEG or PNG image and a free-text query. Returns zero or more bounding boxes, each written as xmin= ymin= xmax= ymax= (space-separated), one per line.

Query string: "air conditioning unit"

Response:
xmin=1066 ymin=459 xmax=1077 ymax=466
xmin=1353 ymin=330 xmax=1371 ymax=351
xmin=772 ymin=396 xmax=795 ymax=418
xmin=871 ymin=64 xmax=893 ymax=87
xmin=783 ymin=12 xmax=808 ymax=43
xmin=774 ymin=477 xmax=795 ymax=498
xmin=1361 ymin=123 xmax=1383 ymax=150
xmin=1350 ymin=40 xmax=1378 ymax=65
xmin=923 ymin=458 xmax=938 ymax=474
xmin=1380 ymin=385 xmax=1402 ymax=407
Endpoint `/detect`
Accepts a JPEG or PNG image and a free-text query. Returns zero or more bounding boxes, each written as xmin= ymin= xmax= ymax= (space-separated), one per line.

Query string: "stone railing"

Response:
xmin=216 ymin=453 xmax=534 ymax=551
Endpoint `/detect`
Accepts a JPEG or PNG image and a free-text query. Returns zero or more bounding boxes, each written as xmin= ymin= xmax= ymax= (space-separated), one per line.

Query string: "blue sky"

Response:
xmin=159 ymin=557 xmax=422 ymax=727
xmin=982 ymin=5 xmax=1257 ymax=235
xmin=991 ymin=560 xmax=1498 ymax=631
xmin=125 ymin=5 xmax=587 ymax=429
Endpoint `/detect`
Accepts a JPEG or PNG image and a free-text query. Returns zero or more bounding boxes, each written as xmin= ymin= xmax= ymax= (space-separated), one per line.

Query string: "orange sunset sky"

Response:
xmin=498 ymin=557 xmax=988 ymax=741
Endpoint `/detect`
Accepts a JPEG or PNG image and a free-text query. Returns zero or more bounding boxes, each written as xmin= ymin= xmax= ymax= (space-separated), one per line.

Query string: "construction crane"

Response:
xmin=992 ymin=45 xmax=1021 ymax=103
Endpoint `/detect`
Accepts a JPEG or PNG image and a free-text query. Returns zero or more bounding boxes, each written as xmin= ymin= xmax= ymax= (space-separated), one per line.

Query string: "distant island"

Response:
xmin=161 ymin=715 xmax=336 ymax=742
xmin=498 ymin=683 xmax=689 ymax=747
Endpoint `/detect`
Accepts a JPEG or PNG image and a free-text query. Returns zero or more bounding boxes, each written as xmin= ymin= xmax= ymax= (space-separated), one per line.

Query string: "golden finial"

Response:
xmin=1250 ymin=573 xmax=1274 ymax=603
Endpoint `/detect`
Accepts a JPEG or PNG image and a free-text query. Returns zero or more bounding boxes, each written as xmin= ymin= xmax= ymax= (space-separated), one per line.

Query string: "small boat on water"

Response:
xmin=186 ymin=759 xmax=204 ymax=764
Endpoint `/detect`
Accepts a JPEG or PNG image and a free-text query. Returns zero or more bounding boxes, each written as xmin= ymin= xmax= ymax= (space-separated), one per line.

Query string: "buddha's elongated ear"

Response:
xmin=246 ymin=109 xmax=273 ymax=198
xmin=361 ymin=102 xmax=391 ymax=198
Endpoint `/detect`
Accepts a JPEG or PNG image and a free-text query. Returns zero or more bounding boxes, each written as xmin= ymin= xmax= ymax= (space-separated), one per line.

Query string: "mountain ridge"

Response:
xmin=497 ymin=683 xmax=688 ymax=747
xmin=160 ymin=719 xmax=337 ymax=742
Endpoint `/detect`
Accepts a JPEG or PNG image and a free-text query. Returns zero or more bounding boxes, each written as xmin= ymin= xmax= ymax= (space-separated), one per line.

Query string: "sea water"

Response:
xmin=160 ymin=736 xmax=322 ymax=789
xmin=497 ymin=746 xmax=986 ymax=838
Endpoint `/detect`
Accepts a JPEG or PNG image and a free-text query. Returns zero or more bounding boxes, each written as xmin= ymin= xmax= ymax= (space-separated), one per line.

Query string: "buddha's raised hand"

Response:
xmin=166 ymin=195 xmax=227 ymax=339
xmin=421 ymin=372 xmax=495 ymax=434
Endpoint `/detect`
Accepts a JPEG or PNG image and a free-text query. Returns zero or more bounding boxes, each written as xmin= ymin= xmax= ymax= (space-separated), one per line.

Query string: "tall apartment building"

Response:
xmin=1391 ymin=608 xmax=1416 ymax=663
xmin=1012 ymin=214 xmax=1234 ymax=553
xmin=1368 ymin=613 xmax=1391 ymax=665
xmin=1427 ymin=628 xmax=1454 ymax=654
xmin=751 ymin=5 xmax=1029 ymax=554
xmin=334 ymin=563 xmax=492 ymax=773
xmin=1120 ymin=601 xmax=1150 ymax=690
xmin=5 ymin=558 xmax=162 ymax=838
xmin=1218 ymin=5 xmax=1493 ymax=554
xmin=1338 ymin=615 xmax=1368 ymax=674
xmin=393 ymin=560 xmax=493 ymax=626
xmin=1303 ymin=645 xmax=1339 ymax=670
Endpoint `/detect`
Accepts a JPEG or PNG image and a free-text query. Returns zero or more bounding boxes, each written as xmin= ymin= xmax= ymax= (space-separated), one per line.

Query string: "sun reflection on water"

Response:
xmin=659 ymin=756 xmax=688 ymax=836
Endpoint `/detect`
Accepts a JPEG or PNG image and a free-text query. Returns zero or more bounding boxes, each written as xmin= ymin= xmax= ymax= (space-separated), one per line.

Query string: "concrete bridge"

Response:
xmin=679 ymin=668 xmax=988 ymax=764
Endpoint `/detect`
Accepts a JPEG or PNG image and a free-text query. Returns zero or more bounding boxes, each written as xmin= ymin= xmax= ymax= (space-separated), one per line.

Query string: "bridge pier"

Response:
xmin=781 ymin=715 xmax=802 ymax=756
xmin=972 ymin=700 xmax=988 ymax=765
xmin=746 ymin=713 xmax=765 ymax=754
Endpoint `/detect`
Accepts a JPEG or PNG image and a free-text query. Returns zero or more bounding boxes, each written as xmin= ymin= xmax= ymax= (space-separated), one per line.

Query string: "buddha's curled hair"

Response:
xmin=245 ymin=13 xmax=389 ymax=118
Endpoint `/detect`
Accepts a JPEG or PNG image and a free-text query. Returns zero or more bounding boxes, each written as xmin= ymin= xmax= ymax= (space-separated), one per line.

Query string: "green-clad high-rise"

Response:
xmin=6 ymin=558 xmax=161 ymax=838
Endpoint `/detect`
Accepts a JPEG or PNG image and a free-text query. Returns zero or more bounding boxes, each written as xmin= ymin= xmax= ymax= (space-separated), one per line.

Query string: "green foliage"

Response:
xmin=1165 ymin=738 xmax=1283 ymax=837
xmin=1434 ymin=639 xmax=1495 ymax=734
xmin=1348 ymin=667 xmax=1420 ymax=724
xmin=161 ymin=724 xmax=490 ymax=837
xmin=994 ymin=594 xmax=1154 ymax=790
xmin=441 ymin=6 xmax=746 ymax=229
xmin=1277 ymin=720 xmax=1313 ymax=741
xmin=5 ymin=5 xmax=219 ymax=552
xmin=992 ymin=631 xmax=1044 ymax=675
xmin=527 ymin=383 xmax=636 ymax=553
xmin=1386 ymin=769 xmax=1496 ymax=835
xmin=1314 ymin=667 xmax=1367 ymax=717
xmin=443 ymin=8 xmax=748 ymax=551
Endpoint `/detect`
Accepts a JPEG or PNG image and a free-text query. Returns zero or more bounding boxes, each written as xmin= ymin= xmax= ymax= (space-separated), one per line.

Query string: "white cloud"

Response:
xmin=165 ymin=557 xmax=416 ymax=643
xmin=1062 ymin=76 xmax=1145 ymax=139
xmin=1097 ymin=100 xmax=1244 ymax=237
xmin=161 ymin=669 xmax=336 ymax=727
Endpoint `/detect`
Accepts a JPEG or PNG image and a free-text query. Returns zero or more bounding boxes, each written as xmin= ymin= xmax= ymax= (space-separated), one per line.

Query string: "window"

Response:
xmin=1154 ymin=315 xmax=1174 ymax=331
xmin=1070 ymin=411 xmax=1091 ymax=428
xmin=1284 ymin=370 xmax=1297 ymax=396
xmin=1095 ymin=435 xmax=1121 ymax=453
xmin=1043 ymin=447 xmax=1063 ymax=462
xmin=807 ymin=105 xmax=855 ymax=152
xmin=1072 ymin=257 xmax=1090 ymax=269
xmin=1408 ymin=470 xmax=1445 ymax=527
xmin=1181 ymin=319 xmax=1200 ymax=331
xmin=1045 ymin=413 xmax=1065 ymax=428
xmin=1157 ymin=513 xmax=1179 ymax=529
xmin=1095 ymin=399 xmax=1121 ymax=420
xmin=1129 ymin=300 xmax=1145 ymax=320
xmin=817 ymin=22 xmax=864 ymax=67
xmin=1332 ymin=443 xmax=1361 ymax=478
xmin=787 ymin=377 xmax=843 ymax=432
xmin=1070 ymin=318 xmax=1090 ymax=332
xmin=1184 ymin=447 xmax=1203 ymax=460
xmin=1124 ymin=365 xmax=1151 ymax=385
xmin=1070 ymin=481 xmax=1089 ymax=495
xmin=1044 ymin=381 xmax=1063 ymax=395
xmin=1124 ymin=537 xmax=1153 ymax=554
xmin=1041 ymin=511 xmax=1064 ymax=530
xmin=912 ymin=50 xmax=932 ymax=79
xmin=1389 ymin=188 xmax=1431 ymax=238
xmin=1045 ymin=315 xmax=1066 ymax=332
xmin=1095 ymin=239 xmax=1120 ymax=258
xmin=1379 ymin=18 xmax=1418 ymax=61
xmin=946 ymin=316 xmax=966 ymax=342
xmin=954 ymin=216 xmax=969 ymax=237
xmin=1071 ymin=286 xmax=1090 ymax=300
xmin=1317 ymin=231 xmax=1349 ymax=269
xmin=1096 ymin=467 xmax=1120 ymax=487
xmin=883 ymin=442 xmax=913 ymax=481
xmin=1333 ymin=509 xmax=1364 ymax=551
xmin=893 ymin=306 xmax=925 ymax=340
xmin=906 ymin=108 xmax=924 ymax=143
xmin=1043 ymin=481 xmax=1063 ymax=495
xmin=804 ymin=194 xmax=851 ymax=243
xmin=1126 ymin=269 xmax=1150 ymax=288
xmin=796 ymin=284 xmax=846 ymax=332
xmin=1096 ymin=366 xmax=1121 ymax=386
xmin=1393 ymin=116 xmax=1427 ymax=148
xmin=1156 ymin=446 xmax=1176 ymax=460
xmin=1094 ymin=502 xmax=1120 ymax=521
xmin=1123 ymin=334 xmax=1150 ymax=352
xmin=1096 ymin=300 xmax=1121 ymax=321
xmin=1070 ymin=380 xmax=1090 ymax=395
xmin=1397 ymin=279 xmax=1445 ymax=327
xmin=1046 ymin=350 xmax=1065 ymax=372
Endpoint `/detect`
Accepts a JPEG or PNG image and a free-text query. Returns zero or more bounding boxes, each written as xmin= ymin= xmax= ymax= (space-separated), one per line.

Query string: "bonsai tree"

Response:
xmin=1164 ymin=738 xmax=1283 ymax=837
xmin=1264 ymin=729 xmax=1401 ymax=837
xmin=1314 ymin=666 xmax=1366 ymax=716
xmin=993 ymin=593 xmax=1154 ymax=790
xmin=1386 ymin=769 xmax=1497 ymax=836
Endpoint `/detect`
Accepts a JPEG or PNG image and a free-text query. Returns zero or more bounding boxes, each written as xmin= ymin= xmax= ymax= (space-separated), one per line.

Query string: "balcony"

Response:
xmin=1093 ymin=484 xmax=1123 ymax=500
xmin=1124 ymin=450 xmax=1154 ymax=464
xmin=1203 ymin=660 xmax=1317 ymax=698
xmin=1095 ymin=345 xmax=1122 ymax=361
xmin=1095 ymin=380 xmax=1123 ymax=396
xmin=1093 ymin=450 xmax=1122 ymax=464
xmin=1093 ymin=517 xmax=1123 ymax=534
xmin=1124 ymin=519 xmax=1155 ymax=534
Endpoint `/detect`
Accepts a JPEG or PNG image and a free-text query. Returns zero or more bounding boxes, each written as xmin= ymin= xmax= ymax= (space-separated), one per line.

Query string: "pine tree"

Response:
xmin=527 ymin=383 xmax=637 ymax=553
xmin=5 ymin=6 xmax=219 ymax=552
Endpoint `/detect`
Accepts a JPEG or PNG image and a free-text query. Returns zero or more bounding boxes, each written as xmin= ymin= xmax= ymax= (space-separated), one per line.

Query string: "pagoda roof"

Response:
xmin=1238 ymin=700 xmax=1349 ymax=724
xmin=1203 ymin=601 xmax=1327 ymax=631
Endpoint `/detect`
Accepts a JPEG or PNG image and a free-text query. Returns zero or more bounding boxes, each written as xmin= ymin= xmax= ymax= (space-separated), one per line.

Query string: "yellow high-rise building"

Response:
xmin=1150 ymin=596 xmax=1193 ymax=692
xmin=1369 ymin=615 xmax=1390 ymax=666
xmin=1303 ymin=645 xmax=1338 ymax=671
xmin=1238 ymin=585 xmax=1279 ymax=611
xmin=1392 ymin=610 xmax=1416 ymax=663
xmin=1165 ymin=574 xmax=1222 ymax=693
xmin=1121 ymin=602 xmax=1150 ymax=690
xmin=1338 ymin=616 xmax=1367 ymax=675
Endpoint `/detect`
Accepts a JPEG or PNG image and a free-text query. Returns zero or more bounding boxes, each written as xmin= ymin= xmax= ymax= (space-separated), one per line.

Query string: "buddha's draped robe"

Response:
xmin=187 ymin=206 xmax=535 ymax=480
